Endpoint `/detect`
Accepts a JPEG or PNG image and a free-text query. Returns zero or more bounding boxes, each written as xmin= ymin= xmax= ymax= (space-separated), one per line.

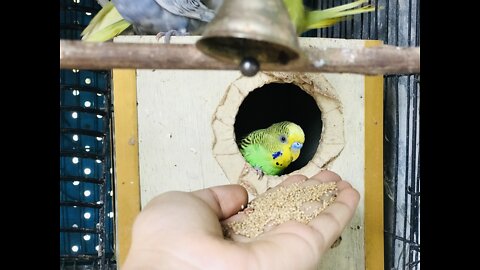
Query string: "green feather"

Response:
xmin=240 ymin=142 xmax=283 ymax=176
xmin=283 ymin=0 xmax=375 ymax=35
xmin=305 ymin=2 xmax=375 ymax=32
xmin=283 ymin=0 xmax=306 ymax=35
xmin=81 ymin=2 xmax=132 ymax=42
xmin=238 ymin=121 xmax=304 ymax=176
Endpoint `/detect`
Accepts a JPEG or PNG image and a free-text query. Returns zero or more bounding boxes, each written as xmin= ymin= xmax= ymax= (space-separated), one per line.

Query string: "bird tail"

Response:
xmin=304 ymin=0 xmax=375 ymax=32
xmin=81 ymin=2 xmax=132 ymax=42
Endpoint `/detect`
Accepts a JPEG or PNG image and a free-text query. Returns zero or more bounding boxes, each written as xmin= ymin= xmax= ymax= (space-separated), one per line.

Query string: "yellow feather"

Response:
xmin=301 ymin=0 xmax=375 ymax=34
xmin=81 ymin=2 xmax=131 ymax=42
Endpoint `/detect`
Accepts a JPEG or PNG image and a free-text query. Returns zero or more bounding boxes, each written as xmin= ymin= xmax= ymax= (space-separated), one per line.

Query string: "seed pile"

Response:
xmin=224 ymin=182 xmax=338 ymax=238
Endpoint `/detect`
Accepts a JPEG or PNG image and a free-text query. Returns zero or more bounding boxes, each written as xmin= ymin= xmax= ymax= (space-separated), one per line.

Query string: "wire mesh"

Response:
xmin=60 ymin=0 xmax=116 ymax=269
xmin=305 ymin=0 xmax=421 ymax=269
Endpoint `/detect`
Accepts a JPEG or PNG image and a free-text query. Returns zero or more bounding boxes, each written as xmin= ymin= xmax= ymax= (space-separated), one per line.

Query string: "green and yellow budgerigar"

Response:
xmin=238 ymin=121 xmax=305 ymax=176
xmin=284 ymin=0 xmax=375 ymax=35
xmin=82 ymin=0 xmax=375 ymax=42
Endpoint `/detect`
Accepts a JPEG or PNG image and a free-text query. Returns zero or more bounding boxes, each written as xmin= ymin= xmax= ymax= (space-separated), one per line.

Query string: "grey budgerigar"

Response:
xmin=112 ymin=0 xmax=222 ymax=42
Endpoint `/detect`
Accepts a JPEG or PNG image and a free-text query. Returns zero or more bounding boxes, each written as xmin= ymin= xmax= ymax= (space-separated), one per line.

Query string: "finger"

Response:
xmin=224 ymin=174 xmax=307 ymax=226
xmin=309 ymin=170 xmax=343 ymax=183
xmin=193 ymin=184 xmax=248 ymax=220
xmin=294 ymin=170 xmax=342 ymax=189
xmin=250 ymin=181 xmax=359 ymax=265
xmin=132 ymin=185 xmax=247 ymax=241
xmin=223 ymin=172 xmax=336 ymax=226
xmin=222 ymin=174 xmax=307 ymax=241
xmin=278 ymin=174 xmax=308 ymax=186
xmin=222 ymin=172 xmax=344 ymax=241
xmin=307 ymin=185 xmax=360 ymax=251
xmin=301 ymin=177 xmax=352 ymax=192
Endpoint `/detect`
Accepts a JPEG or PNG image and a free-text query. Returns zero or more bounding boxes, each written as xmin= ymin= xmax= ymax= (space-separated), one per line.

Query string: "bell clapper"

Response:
xmin=240 ymin=57 xmax=260 ymax=77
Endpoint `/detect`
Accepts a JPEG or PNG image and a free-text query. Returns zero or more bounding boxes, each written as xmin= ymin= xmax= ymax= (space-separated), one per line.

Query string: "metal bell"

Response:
xmin=196 ymin=0 xmax=301 ymax=76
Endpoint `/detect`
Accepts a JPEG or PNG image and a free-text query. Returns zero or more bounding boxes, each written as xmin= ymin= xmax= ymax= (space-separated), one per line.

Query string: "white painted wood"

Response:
xmin=114 ymin=35 xmax=371 ymax=270
xmin=321 ymin=72 xmax=365 ymax=270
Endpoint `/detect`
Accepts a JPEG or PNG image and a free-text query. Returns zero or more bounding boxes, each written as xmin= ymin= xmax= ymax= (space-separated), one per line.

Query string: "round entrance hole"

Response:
xmin=212 ymin=72 xmax=344 ymax=195
xmin=234 ymin=83 xmax=322 ymax=175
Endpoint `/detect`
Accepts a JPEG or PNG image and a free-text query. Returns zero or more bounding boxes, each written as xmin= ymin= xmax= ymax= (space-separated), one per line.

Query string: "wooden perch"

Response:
xmin=60 ymin=40 xmax=419 ymax=75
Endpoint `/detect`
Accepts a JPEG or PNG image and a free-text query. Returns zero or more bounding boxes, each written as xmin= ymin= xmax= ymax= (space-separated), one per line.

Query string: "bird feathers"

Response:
xmin=81 ymin=2 xmax=131 ymax=42
xmin=283 ymin=0 xmax=375 ymax=35
xmin=81 ymin=0 xmax=375 ymax=42
xmin=82 ymin=0 xmax=218 ymax=42
xmin=238 ymin=121 xmax=305 ymax=176
xmin=155 ymin=0 xmax=216 ymax=22
xmin=304 ymin=0 xmax=375 ymax=33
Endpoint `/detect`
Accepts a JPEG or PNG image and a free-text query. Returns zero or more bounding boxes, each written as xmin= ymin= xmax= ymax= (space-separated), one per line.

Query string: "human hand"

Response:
xmin=122 ymin=170 xmax=360 ymax=270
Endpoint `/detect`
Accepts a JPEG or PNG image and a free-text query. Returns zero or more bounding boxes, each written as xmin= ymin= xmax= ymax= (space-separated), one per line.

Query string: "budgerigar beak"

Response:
xmin=291 ymin=142 xmax=303 ymax=161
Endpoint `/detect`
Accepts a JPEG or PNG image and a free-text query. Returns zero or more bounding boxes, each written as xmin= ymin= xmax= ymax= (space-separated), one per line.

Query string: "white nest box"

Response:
xmin=112 ymin=36 xmax=384 ymax=270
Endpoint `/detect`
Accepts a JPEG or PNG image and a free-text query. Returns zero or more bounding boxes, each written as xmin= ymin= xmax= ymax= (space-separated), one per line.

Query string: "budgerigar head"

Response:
xmin=270 ymin=121 xmax=305 ymax=163
xmin=238 ymin=121 xmax=306 ymax=175
xmin=285 ymin=122 xmax=305 ymax=162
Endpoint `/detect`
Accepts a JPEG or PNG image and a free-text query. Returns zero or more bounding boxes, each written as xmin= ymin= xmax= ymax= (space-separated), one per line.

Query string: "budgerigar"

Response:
xmin=82 ymin=0 xmax=374 ymax=42
xmin=284 ymin=0 xmax=375 ymax=35
xmin=238 ymin=121 xmax=305 ymax=176
xmin=82 ymin=0 xmax=220 ymax=43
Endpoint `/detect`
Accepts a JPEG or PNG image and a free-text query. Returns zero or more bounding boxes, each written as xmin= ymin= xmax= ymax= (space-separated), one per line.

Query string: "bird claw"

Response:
xmin=254 ymin=167 xmax=264 ymax=179
xmin=156 ymin=30 xmax=190 ymax=44
xmin=242 ymin=163 xmax=264 ymax=179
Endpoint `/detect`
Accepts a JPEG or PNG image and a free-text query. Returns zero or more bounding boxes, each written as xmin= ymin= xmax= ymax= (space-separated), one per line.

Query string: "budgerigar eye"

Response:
xmin=280 ymin=135 xmax=287 ymax=143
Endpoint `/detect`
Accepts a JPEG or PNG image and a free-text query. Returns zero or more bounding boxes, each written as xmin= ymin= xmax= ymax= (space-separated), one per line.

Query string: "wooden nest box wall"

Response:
xmin=112 ymin=36 xmax=383 ymax=269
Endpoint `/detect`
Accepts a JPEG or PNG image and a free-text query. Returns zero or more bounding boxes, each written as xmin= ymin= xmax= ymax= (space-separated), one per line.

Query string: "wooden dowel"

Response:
xmin=60 ymin=40 xmax=419 ymax=75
